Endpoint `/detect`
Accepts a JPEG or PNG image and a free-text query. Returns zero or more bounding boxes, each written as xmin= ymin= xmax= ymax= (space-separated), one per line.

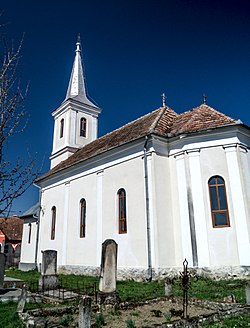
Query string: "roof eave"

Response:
xmin=169 ymin=122 xmax=248 ymax=138
xmin=36 ymin=133 xmax=153 ymax=184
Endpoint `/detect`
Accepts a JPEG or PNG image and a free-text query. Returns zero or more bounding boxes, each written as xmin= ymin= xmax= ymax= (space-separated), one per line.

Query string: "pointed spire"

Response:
xmin=64 ymin=35 xmax=98 ymax=108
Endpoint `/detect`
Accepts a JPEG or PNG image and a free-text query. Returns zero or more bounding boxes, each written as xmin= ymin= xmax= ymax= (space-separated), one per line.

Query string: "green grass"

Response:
xmin=173 ymin=278 xmax=246 ymax=303
xmin=5 ymin=268 xmax=40 ymax=286
xmin=6 ymin=269 xmax=247 ymax=303
xmin=3 ymin=269 xmax=248 ymax=327
xmin=0 ymin=301 xmax=24 ymax=328
xmin=202 ymin=313 xmax=250 ymax=327
xmin=117 ymin=279 xmax=164 ymax=301
xmin=58 ymin=273 xmax=98 ymax=293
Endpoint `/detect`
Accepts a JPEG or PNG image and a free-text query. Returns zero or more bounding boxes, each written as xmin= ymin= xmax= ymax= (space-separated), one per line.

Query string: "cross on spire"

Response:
xmin=203 ymin=94 xmax=207 ymax=105
xmin=76 ymin=33 xmax=81 ymax=53
xmin=161 ymin=93 xmax=166 ymax=107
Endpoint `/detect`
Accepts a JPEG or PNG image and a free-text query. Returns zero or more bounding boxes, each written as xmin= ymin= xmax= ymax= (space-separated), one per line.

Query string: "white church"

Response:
xmin=20 ymin=38 xmax=250 ymax=279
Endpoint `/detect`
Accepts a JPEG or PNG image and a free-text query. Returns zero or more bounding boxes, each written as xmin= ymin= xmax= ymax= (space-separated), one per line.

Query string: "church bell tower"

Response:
xmin=50 ymin=36 xmax=101 ymax=168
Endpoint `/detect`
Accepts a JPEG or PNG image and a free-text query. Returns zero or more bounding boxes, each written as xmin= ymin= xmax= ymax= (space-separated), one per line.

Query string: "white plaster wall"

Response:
xmin=52 ymin=111 xmax=97 ymax=155
xmin=52 ymin=112 xmax=67 ymax=153
xmin=168 ymin=133 xmax=248 ymax=269
xmin=39 ymin=152 xmax=149 ymax=271
xmin=101 ymin=156 xmax=148 ymax=268
xmin=65 ymin=174 xmax=98 ymax=267
xmin=38 ymin=184 xmax=66 ymax=266
xmin=224 ymin=145 xmax=250 ymax=265
xmin=20 ymin=219 xmax=37 ymax=263
xmin=75 ymin=112 xmax=97 ymax=146
xmin=200 ymin=147 xmax=240 ymax=267
xmin=238 ymin=147 xmax=250 ymax=238
xmin=171 ymin=152 xmax=195 ymax=266
xmin=188 ymin=150 xmax=210 ymax=267
xmin=152 ymin=153 xmax=177 ymax=268
xmin=168 ymin=156 xmax=184 ymax=267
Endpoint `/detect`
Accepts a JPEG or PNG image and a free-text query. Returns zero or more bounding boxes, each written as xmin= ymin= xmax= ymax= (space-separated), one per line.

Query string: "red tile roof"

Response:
xmin=0 ymin=216 xmax=23 ymax=241
xmin=38 ymin=103 xmax=238 ymax=181
xmin=170 ymin=104 xmax=237 ymax=135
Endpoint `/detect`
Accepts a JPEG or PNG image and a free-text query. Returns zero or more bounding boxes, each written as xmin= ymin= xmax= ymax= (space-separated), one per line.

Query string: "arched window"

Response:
xmin=118 ymin=188 xmax=127 ymax=234
xmin=208 ymin=176 xmax=230 ymax=228
xmin=28 ymin=223 xmax=32 ymax=244
xmin=60 ymin=118 xmax=64 ymax=138
xmin=80 ymin=198 xmax=86 ymax=238
xmin=80 ymin=117 xmax=87 ymax=137
xmin=51 ymin=206 xmax=56 ymax=240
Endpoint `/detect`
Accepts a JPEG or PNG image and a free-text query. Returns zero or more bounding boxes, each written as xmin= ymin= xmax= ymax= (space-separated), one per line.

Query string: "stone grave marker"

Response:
xmin=0 ymin=253 xmax=6 ymax=288
xmin=39 ymin=250 xmax=58 ymax=290
xmin=164 ymin=278 xmax=173 ymax=297
xmin=246 ymin=282 xmax=250 ymax=305
xmin=79 ymin=295 xmax=92 ymax=328
xmin=17 ymin=284 xmax=27 ymax=313
xmin=98 ymin=239 xmax=119 ymax=304
xmin=41 ymin=249 xmax=57 ymax=275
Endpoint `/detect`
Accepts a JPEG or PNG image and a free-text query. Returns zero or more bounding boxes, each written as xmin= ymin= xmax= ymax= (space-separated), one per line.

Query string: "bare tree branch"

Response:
xmin=0 ymin=28 xmax=38 ymax=215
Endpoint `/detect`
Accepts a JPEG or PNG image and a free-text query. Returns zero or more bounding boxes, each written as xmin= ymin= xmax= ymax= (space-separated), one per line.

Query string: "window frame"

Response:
xmin=80 ymin=117 xmax=87 ymax=137
xmin=80 ymin=198 xmax=86 ymax=238
xmin=60 ymin=118 xmax=64 ymax=138
xmin=118 ymin=188 xmax=127 ymax=234
xmin=51 ymin=206 xmax=56 ymax=240
xmin=208 ymin=176 xmax=230 ymax=228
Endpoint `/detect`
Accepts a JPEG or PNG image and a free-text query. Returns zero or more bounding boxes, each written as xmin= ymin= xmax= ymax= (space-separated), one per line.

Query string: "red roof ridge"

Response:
xmin=93 ymin=106 xmax=163 ymax=141
xmin=148 ymin=106 xmax=167 ymax=132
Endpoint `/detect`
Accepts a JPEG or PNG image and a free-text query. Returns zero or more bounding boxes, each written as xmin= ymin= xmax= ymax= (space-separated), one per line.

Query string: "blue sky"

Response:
xmin=2 ymin=0 xmax=250 ymax=214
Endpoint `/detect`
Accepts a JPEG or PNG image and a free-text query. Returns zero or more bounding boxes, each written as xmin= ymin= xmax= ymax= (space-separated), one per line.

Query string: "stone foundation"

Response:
xmin=19 ymin=262 xmax=37 ymax=271
xmin=58 ymin=265 xmax=250 ymax=281
xmin=58 ymin=265 xmax=100 ymax=277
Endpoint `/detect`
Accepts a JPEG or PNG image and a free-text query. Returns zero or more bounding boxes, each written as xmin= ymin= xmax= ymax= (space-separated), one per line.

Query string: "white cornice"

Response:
xmin=50 ymin=146 xmax=78 ymax=160
xmin=168 ymin=125 xmax=250 ymax=156
xmin=52 ymin=99 xmax=101 ymax=119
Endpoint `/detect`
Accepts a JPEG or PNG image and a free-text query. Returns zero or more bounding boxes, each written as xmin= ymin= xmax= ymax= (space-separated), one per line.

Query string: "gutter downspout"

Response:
xmin=143 ymin=135 xmax=153 ymax=281
xmin=33 ymin=184 xmax=41 ymax=270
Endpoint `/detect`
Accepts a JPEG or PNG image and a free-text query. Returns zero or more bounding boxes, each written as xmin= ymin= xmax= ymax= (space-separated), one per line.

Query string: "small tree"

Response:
xmin=0 ymin=31 xmax=37 ymax=215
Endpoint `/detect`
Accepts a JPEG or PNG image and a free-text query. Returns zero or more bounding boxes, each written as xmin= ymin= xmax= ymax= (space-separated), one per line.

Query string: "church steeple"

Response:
xmin=50 ymin=36 xmax=102 ymax=169
xmin=64 ymin=35 xmax=98 ymax=108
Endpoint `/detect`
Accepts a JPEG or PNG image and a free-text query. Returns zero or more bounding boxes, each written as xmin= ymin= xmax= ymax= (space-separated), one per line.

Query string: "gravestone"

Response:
xmin=17 ymin=284 xmax=27 ymax=313
xmin=98 ymin=239 xmax=119 ymax=304
xmin=246 ymin=282 xmax=250 ymax=305
xmin=164 ymin=278 xmax=173 ymax=297
xmin=79 ymin=296 xmax=92 ymax=328
xmin=39 ymin=250 xmax=58 ymax=290
xmin=0 ymin=253 xmax=6 ymax=288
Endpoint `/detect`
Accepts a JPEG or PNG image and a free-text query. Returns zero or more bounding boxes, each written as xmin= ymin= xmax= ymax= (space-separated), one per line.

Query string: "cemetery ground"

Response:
xmin=1 ymin=269 xmax=250 ymax=327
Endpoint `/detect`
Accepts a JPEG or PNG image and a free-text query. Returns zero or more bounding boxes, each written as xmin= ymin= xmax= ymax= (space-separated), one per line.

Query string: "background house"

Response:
xmin=0 ymin=216 xmax=23 ymax=268
xmin=19 ymin=203 xmax=40 ymax=271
